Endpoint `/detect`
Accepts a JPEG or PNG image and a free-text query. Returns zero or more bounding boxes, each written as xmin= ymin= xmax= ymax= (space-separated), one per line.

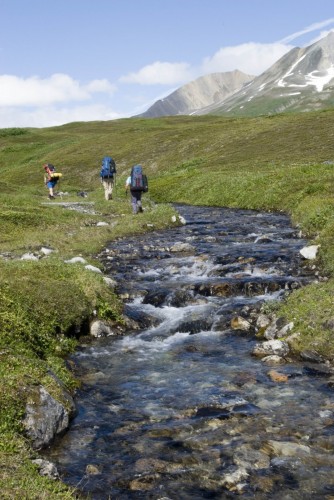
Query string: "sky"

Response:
xmin=1 ymin=0 xmax=334 ymax=128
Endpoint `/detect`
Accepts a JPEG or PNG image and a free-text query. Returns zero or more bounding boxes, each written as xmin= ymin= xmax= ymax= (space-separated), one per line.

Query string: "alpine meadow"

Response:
xmin=1 ymin=110 xmax=334 ymax=497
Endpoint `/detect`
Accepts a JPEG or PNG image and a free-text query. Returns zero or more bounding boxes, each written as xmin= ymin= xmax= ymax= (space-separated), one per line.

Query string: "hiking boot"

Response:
xmin=48 ymin=194 xmax=55 ymax=200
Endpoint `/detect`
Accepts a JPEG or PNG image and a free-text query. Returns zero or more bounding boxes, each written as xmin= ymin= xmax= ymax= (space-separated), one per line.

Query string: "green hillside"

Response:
xmin=0 ymin=110 xmax=334 ymax=497
xmin=203 ymin=86 xmax=334 ymax=117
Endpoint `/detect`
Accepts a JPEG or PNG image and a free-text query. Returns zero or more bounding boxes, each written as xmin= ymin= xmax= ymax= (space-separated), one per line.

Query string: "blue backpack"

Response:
xmin=130 ymin=164 xmax=148 ymax=192
xmin=100 ymin=156 xmax=116 ymax=179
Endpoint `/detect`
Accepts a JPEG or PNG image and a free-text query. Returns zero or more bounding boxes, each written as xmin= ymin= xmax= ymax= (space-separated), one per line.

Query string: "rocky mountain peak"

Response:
xmin=139 ymin=31 xmax=334 ymax=118
xmin=137 ymin=70 xmax=254 ymax=118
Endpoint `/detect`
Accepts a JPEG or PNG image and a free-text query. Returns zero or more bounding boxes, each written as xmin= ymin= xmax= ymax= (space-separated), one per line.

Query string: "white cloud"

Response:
xmin=278 ymin=18 xmax=334 ymax=44
xmin=0 ymin=104 xmax=121 ymax=128
xmin=85 ymin=79 xmax=116 ymax=93
xmin=305 ymin=28 xmax=334 ymax=46
xmin=201 ymin=42 xmax=294 ymax=76
xmin=0 ymin=74 xmax=116 ymax=107
xmin=119 ymin=61 xmax=193 ymax=85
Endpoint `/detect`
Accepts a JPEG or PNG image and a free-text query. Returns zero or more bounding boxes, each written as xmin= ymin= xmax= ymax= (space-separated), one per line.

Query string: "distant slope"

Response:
xmin=195 ymin=31 xmax=334 ymax=117
xmin=137 ymin=70 xmax=254 ymax=118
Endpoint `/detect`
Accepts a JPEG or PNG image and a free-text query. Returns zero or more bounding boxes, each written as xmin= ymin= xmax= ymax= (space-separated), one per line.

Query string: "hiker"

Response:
xmin=43 ymin=163 xmax=61 ymax=199
xmin=125 ymin=164 xmax=148 ymax=214
xmin=100 ymin=156 xmax=117 ymax=200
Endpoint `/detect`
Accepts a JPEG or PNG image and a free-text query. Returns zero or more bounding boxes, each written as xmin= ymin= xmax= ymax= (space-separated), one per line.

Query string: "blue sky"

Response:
xmin=1 ymin=0 xmax=334 ymax=128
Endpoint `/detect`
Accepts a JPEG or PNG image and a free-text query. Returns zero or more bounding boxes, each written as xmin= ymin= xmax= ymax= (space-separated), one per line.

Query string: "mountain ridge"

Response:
xmin=138 ymin=31 xmax=334 ymax=118
xmin=137 ymin=70 xmax=254 ymax=118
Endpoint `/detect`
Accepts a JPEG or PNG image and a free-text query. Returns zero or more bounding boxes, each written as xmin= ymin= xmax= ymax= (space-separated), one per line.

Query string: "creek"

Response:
xmin=44 ymin=205 xmax=334 ymax=499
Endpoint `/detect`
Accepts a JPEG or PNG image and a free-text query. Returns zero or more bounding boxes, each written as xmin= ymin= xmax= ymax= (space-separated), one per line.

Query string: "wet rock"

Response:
xmin=254 ymin=235 xmax=274 ymax=243
xmin=129 ymin=474 xmax=158 ymax=491
xmin=123 ymin=305 xmax=161 ymax=328
xmin=256 ymin=313 xmax=272 ymax=330
xmin=90 ymin=320 xmax=117 ymax=337
xmin=23 ymin=385 xmax=73 ymax=449
xmin=267 ymin=370 xmax=289 ymax=383
xmin=231 ymin=316 xmax=252 ymax=331
xmin=196 ymin=282 xmax=234 ymax=297
xmin=270 ymin=456 xmax=302 ymax=472
xmin=249 ymin=475 xmax=274 ymax=494
xmin=230 ymin=403 xmax=261 ymax=417
xmin=195 ymin=406 xmax=231 ymax=419
xmin=32 ymin=459 xmax=60 ymax=480
xmin=179 ymin=318 xmax=213 ymax=334
xmin=166 ymin=289 xmax=195 ymax=307
xmin=252 ymin=339 xmax=290 ymax=358
xmin=261 ymin=316 xmax=293 ymax=340
xmin=264 ymin=440 xmax=311 ymax=457
xmin=86 ymin=464 xmax=101 ymax=475
xmin=303 ymin=363 xmax=333 ymax=377
xmin=300 ymin=350 xmax=325 ymax=363
xmin=142 ymin=288 xmax=170 ymax=306
xmin=220 ymin=465 xmax=249 ymax=490
xmin=263 ymin=320 xmax=279 ymax=340
xmin=170 ymin=242 xmax=194 ymax=252
xmin=134 ymin=458 xmax=170 ymax=473
xmin=262 ymin=355 xmax=285 ymax=365
xmin=233 ymin=445 xmax=270 ymax=469
xmin=194 ymin=402 xmax=260 ymax=420
xmin=231 ymin=372 xmax=257 ymax=387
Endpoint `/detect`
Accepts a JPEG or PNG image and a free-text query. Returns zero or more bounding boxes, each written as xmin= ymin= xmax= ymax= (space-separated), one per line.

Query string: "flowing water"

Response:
xmin=44 ymin=205 xmax=334 ymax=499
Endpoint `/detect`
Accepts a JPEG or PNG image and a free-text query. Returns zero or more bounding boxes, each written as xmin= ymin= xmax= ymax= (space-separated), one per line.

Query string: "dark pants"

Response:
xmin=130 ymin=190 xmax=143 ymax=214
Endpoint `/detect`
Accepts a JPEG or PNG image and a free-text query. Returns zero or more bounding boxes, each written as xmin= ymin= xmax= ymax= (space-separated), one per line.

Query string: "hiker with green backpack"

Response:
xmin=125 ymin=164 xmax=148 ymax=214
xmin=100 ymin=156 xmax=117 ymax=200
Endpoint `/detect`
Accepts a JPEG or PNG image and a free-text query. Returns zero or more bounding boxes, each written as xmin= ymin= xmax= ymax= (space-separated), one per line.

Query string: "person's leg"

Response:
xmin=130 ymin=192 xmax=138 ymax=213
xmin=108 ymin=181 xmax=113 ymax=200
xmin=47 ymin=181 xmax=55 ymax=199
xmin=137 ymin=193 xmax=143 ymax=212
xmin=102 ymin=180 xmax=109 ymax=200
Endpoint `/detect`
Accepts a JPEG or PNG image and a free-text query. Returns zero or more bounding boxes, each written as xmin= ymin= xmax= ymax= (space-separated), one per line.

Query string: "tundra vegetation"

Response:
xmin=0 ymin=110 xmax=333 ymax=497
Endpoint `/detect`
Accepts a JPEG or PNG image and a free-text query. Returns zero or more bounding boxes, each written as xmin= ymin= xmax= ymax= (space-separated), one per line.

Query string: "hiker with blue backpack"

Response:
xmin=125 ymin=164 xmax=148 ymax=214
xmin=100 ymin=156 xmax=117 ymax=200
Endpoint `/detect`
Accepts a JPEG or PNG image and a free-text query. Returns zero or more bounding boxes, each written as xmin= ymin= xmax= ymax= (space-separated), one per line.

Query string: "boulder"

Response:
xmin=252 ymin=340 xmax=289 ymax=358
xmin=300 ymin=245 xmax=320 ymax=260
xmin=23 ymin=385 xmax=74 ymax=449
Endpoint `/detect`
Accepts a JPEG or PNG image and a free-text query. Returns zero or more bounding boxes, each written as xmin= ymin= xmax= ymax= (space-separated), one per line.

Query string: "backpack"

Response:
xmin=44 ymin=163 xmax=62 ymax=181
xmin=100 ymin=156 xmax=116 ymax=179
xmin=130 ymin=164 xmax=148 ymax=192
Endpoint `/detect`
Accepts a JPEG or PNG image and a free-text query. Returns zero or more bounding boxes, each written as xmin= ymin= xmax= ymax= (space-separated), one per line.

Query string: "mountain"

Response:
xmin=194 ymin=31 xmax=334 ymax=117
xmin=138 ymin=32 xmax=334 ymax=119
xmin=137 ymin=70 xmax=254 ymax=118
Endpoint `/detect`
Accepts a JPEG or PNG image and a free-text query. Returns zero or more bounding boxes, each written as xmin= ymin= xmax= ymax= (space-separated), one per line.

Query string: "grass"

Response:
xmin=0 ymin=109 xmax=334 ymax=496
